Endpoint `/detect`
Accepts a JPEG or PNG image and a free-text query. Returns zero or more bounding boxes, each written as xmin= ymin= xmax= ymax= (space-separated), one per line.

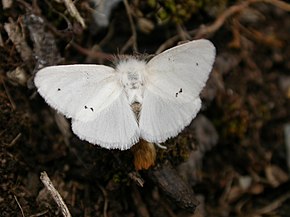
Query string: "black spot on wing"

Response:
xmin=196 ymin=62 xmax=199 ymax=66
xmin=85 ymin=72 xmax=89 ymax=79
xmin=176 ymin=88 xmax=183 ymax=97
xmin=84 ymin=105 xmax=93 ymax=112
xmin=168 ymin=57 xmax=175 ymax=62
xmin=57 ymin=88 xmax=61 ymax=91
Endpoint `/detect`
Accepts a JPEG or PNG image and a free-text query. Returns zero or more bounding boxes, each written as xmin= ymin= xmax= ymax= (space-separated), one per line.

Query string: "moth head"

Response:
xmin=116 ymin=57 xmax=147 ymax=104
xmin=115 ymin=57 xmax=147 ymax=75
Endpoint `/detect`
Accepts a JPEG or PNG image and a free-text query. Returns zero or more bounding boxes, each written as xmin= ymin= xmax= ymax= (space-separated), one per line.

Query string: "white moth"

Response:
xmin=34 ymin=39 xmax=216 ymax=150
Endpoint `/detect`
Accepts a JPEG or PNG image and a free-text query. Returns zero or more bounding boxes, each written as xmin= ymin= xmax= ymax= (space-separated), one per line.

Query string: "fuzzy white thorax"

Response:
xmin=116 ymin=58 xmax=147 ymax=104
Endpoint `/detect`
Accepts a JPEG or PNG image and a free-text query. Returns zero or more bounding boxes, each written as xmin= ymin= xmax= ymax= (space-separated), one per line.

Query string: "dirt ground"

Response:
xmin=1 ymin=0 xmax=290 ymax=217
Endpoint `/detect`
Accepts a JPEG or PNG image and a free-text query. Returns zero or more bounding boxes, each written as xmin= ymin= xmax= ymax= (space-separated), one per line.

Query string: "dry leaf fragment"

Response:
xmin=6 ymin=67 xmax=28 ymax=86
xmin=265 ymin=165 xmax=289 ymax=187
xmin=4 ymin=19 xmax=32 ymax=62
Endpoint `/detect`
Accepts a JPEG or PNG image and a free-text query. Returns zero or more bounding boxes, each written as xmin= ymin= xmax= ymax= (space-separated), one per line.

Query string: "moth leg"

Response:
xmin=155 ymin=143 xmax=167 ymax=149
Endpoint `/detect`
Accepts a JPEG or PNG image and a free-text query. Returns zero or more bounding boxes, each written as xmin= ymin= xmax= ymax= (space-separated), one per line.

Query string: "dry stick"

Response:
xmin=261 ymin=0 xmax=290 ymax=11
xmin=155 ymin=34 xmax=182 ymax=54
xmin=8 ymin=133 xmax=22 ymax=147
xmin=62 ymin=0 xmax=86 ymax=28
xmin=131 ymin=185 xmax=150 ymax=217
xmin=99 ymin=22 xmax=115 ymax=47
xmin=14 ymin=195 xmax=25 ymax=217
xmin=40 ymin=171 xmax=72 ymax=217
xmin=156 ymin=0 xmax=290 ymax=54
xmin=2 ymin=78 xmax=17 ymax=110
xmin=250 ymin=192 xmax=290 ymax=216
xmin=176 ymin=24 xmax=191 ymax=41
xmin=194 ymin=0 xmax=290 ymax=38
xmin=29 ymin=209 xmax=49 ymax=217
xmin=70 ymin=42 xmax=115 ymax=61
xmin=122 ymin=0 xmax=138 ymax=53
xmin=97 ymin=183 xmax=109 ymax=217
xmin=194 ymin=1 xmax=252 ymax=39
xmin=16 ymin=0 xmax=32 ymax=10
xmin=128 ymin=172 xmax=145 ymax=187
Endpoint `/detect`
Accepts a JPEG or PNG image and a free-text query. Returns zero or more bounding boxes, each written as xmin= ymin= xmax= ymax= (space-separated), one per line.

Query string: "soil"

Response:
xmin=1 ymin=1 xmax=290 ymax=217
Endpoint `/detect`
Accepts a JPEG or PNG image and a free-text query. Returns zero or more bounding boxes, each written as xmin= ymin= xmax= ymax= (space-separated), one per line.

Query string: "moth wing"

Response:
xmin=35 ymin=64 xmax=139 ymax=149
xmin=34 ymin=64 xmax=121 ymax=122
xmin=140 ymin=91 xmax=202 ymax=143
xmin=139 ymin=39 xmax=216 ymax=143
xmin=72 ymin=91 xmax=139 ymax=150
xmin=146 ymin=39 xmax=216 ymax=101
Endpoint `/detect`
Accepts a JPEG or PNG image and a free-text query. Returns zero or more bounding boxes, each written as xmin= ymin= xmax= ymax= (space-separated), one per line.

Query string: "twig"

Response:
xmin=40 ymin=171 xmax=72 ymax=217
xmin=45 ymin=0 xmax=73 ymax=33
xmin=62 ymin=0 xmax=86 ymax=28
xmin=176 ymin=24 xmax=191 ymax=41
xmin=156 ymin=0 xmax=290 ymax=53
xmin=2 ymin=78 xmax=17 ymax=110
xmin=194 ymin=1 xmax=252 ymax=39
xmin=195 ymin=0 xmax=290 ymax=39
xmin=99 ymin=22 xmax=115 ymax=47
xmin=249 ymin=192 xmax=290 ymax=216
xmin=29 ymin=209 xmax=49 ymax=217
xmin=240 ymin=192 xmax=290 ymax=217
xmin=120 ymin=36 xmax=135 ymax=54
xmin=131 ymin=185 xmax=150 ymax=217
xmin=160 ymin=200 xmax=177 ymax=217
xmin=8 ymin=133 xmax=22 ymax=147
xmin=97 ymin=183 xmax=109 ymax=217
xmin=14 ymin=195 xmax=25 ymax=217
xmin=128 ymin=172 xmax=145 ymax=187
xmin=123 ymin=0 xmax=138 ymax=52
xmin=16 ymin=0 xmax=32 ymax=10
xmin=70 ymin=42 xmax=114 ymax=61
xmin=155 ymin=34 xmax=182 ymax=54
xmin=238 ymin=22 xmax=283 ymax=48
xmin=262 ymin=0 xmax=290 ymax=11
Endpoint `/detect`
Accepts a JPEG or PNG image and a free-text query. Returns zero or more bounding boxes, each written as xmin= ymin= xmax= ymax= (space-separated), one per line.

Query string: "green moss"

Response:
xmin=156 ymin=134 xmax=192 ymax=166
xmin=112 ymin=170 xmax=128 ymax=182
xmin=146 ymin=0 xmax=231 ymax=24
xmin=213 ymin=93 xmax=250 ymax=140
